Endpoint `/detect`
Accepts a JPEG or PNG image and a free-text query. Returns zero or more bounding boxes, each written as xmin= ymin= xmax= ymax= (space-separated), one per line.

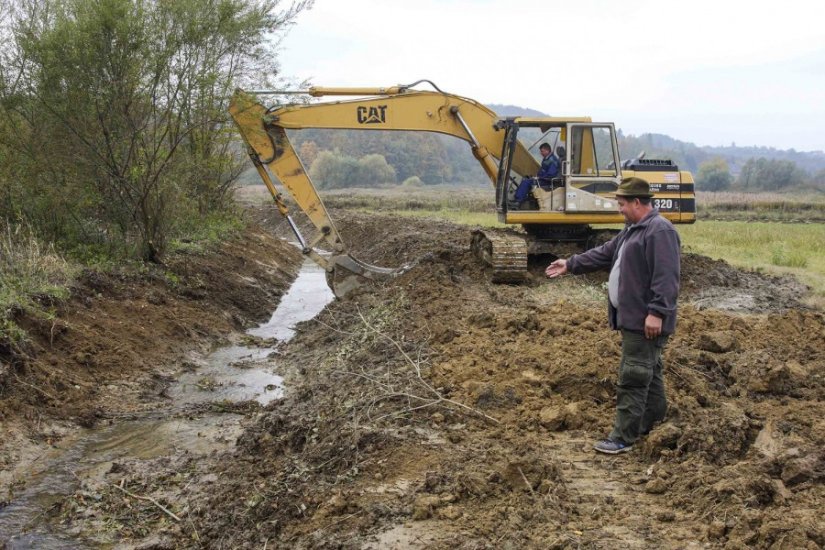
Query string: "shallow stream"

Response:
xmin=0 ymin=259 xmax=333 ymax=548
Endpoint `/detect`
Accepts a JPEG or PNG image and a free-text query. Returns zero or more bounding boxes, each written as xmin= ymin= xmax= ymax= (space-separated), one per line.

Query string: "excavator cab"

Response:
xmin=495 ymin=118 xmax=622 ymax=221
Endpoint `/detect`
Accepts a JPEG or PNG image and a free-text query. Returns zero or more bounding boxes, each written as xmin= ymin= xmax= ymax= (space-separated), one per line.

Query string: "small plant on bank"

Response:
xmin=0 ymin=223 xmax=76 ymax=345
xmin=169 ymin=213 xmax=246 ymax=255
xmin=402 ymin=176 xmax=424 ymax=187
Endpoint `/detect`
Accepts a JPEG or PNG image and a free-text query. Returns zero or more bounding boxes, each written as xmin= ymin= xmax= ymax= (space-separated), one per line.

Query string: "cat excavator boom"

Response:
xmin=228 ymin=81 xmax=695 ymax=297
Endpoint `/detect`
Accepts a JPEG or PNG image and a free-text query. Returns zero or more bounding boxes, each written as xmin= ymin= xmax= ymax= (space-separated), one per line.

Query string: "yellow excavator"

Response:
xmin=229 ymin=80 xmax=695 ymax=297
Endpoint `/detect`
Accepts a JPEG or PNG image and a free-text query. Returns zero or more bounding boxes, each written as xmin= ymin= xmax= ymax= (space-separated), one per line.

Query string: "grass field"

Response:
xmin=676 ymin=221 xmax=825 ymax=299
xmin=313 ymin=187 xmax=825 ymax=222
xmin=696 ymin=191 xmax=825 ymax=222
xmin=237 ymin=185 xmax=825 ymax=300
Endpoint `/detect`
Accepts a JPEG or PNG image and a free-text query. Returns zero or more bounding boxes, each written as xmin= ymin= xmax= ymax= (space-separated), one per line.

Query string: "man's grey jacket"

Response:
xmin=566 ymin=209 xmax=681 ymax=335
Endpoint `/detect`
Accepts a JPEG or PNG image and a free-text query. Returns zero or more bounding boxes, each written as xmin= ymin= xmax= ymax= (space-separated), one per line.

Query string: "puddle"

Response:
xmin=170 ymin=260 xmax=333 ymax=406
xmin=0 ymin=259 xmax=334 ymax=548
xmin=172 ymin=344 xmax=285 ymax=405
xmin=249 ymin=259 xmax=331 ymax=342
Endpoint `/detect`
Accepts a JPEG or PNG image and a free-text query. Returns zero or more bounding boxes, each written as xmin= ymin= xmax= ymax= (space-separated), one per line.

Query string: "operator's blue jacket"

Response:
xmin=537 ymin=153 xmax=560 ymax=180
xmin=514 ymin=154 xmax=560 ymax=202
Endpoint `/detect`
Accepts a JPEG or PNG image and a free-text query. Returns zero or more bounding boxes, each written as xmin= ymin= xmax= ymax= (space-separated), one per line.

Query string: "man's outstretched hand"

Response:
xmin=545 ymin=259 xmax=568 ymax=278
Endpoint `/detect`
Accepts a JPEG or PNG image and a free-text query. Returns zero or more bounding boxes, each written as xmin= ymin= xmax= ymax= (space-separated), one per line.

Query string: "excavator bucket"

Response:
xmin=326 ymin=254 xmax=409 ymax=298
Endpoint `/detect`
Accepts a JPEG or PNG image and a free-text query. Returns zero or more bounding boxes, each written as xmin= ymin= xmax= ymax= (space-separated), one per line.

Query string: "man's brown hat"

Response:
xmin=615 ymin=177 xmax=653 ymax=198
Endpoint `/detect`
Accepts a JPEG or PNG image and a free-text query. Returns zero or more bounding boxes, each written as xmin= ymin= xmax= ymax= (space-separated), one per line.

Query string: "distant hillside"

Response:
xmin=702 ymin=144 xmax=825 ymax=175
xmin=489 ymin=104 xmax=825 ymax=176
xmin=488 ymin=104 xmax=548 ymax=118
xmin=285 ymin=105 xmax=824 ymax=190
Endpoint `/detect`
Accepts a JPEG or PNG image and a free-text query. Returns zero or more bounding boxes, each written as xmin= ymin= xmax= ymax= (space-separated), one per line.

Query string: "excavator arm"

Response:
xmin=228 ymin=85 xmax=538 ymax=297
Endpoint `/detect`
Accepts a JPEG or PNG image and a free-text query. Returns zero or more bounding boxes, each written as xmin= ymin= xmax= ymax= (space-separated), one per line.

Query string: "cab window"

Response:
xmin=570 ymin=125 xmax=619 ymax=177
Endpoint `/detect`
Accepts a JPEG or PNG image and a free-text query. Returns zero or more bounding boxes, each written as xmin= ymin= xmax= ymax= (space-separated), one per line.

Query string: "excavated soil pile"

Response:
xmin=144 ymin=211 xmax=821 ymax=549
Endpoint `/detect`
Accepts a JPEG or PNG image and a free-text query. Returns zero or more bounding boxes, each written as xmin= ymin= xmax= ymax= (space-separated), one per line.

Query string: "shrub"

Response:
xmin=696 ymin=158 xmax=733 ymax=191
xmin=357 ymin=154 xmax=397 ymax=185
xmin=0 ymin=222 xmax=75 ymax=344
xmin=0 ymin=0 xmax=310 ymax=262
xmin=402 ymin=176 xmax=424 ymax=187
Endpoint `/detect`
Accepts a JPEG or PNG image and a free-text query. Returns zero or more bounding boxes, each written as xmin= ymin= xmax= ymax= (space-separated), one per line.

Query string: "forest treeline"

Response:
xmin=285 ymin=105 xmax=825 ymax=192
xmin=618 ymin=132 xmax=825 ymax=192
xmin=0 ymin=0 xmax=310 ymax=263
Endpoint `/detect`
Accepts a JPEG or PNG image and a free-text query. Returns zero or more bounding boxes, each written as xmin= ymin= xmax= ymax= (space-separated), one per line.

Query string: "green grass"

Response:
xmin=169 ymin=212 xmax=245 ymax=254
xmin=0 ymin=223 xmax=76 ymax=344
xmin=676 ymin=221 xmax=825 ymax=297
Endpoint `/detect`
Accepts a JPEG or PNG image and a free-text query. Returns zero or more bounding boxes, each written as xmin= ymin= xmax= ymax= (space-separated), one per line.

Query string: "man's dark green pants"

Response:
xmin=609 ymin=330 xmax=669 ymax=445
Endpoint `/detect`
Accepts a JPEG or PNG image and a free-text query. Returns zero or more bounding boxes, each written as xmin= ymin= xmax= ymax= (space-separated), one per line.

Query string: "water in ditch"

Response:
xmin=0 ymin=259 xmax=334 ymax=548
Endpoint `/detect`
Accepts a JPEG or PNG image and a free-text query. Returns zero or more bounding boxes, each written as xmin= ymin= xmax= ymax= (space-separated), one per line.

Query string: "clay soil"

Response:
xmin=3 ymin=208 xmax=824 ymax=549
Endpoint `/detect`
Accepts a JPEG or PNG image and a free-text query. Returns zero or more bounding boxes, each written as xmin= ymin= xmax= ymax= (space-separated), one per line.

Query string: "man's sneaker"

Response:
xmin=594 ymin=439 xmax=633 ymax=455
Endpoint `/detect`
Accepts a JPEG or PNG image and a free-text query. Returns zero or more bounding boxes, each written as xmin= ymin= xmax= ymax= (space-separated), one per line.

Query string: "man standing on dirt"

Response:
xmin=545 ymin=177 xmax=681 ymax=454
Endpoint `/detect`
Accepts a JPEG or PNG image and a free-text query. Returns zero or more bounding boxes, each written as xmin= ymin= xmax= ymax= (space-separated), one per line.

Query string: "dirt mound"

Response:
xmin=681 ymin=252 xmax=808 ymax=312
xmin=254 ymin=205 xmax=809 ymax=314
xmin=149 ymin=212 xmax=822 ymax=548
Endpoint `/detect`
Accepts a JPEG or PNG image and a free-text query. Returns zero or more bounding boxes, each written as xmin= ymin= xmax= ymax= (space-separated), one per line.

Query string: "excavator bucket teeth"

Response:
xmin=326 ymin=254 xmax=408 ymax=298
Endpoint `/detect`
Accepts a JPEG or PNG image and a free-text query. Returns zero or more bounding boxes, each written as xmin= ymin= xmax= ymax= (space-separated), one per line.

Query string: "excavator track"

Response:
xmin=471 ymin=230 xmax=529 ymax=283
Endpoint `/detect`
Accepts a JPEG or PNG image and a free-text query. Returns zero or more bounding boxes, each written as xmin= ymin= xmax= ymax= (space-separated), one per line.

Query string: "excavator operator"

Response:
xmin=512 ymin=142 xmax=561 ymax=209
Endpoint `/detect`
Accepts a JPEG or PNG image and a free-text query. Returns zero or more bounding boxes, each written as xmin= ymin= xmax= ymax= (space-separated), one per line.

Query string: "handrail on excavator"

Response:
xmin=242 ymin=79 xmax=448 ymax=98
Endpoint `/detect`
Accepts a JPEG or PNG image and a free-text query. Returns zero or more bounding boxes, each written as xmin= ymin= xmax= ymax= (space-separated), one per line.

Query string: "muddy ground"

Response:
xmin=0 ymin=228 xmax=302 ymax=511
xmin=2 ymin=207 xmax=824 ymax=549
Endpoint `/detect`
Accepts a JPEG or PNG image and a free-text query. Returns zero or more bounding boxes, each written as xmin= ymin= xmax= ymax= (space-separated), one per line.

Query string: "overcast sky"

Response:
xmin=276 ymin=0 xmax=825 ymax=152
